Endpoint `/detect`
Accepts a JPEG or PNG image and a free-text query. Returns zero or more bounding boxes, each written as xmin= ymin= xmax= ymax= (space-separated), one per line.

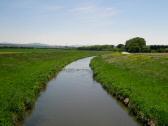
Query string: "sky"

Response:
xmin=0 ymin=0 xmax=168 ymax=45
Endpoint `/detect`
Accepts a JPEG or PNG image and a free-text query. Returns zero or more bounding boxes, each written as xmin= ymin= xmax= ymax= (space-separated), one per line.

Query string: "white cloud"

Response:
xmin=69 ymin=6 xmax=95 ymax=14
xmin=12 ymin=1 xmax=64 ymax=12
xmin=69 ymin=5 xmax=118 ymax=18
xmin=43 ymin=5 xmax=64 ymax=12
xmin=102 ymin=7 xmax=117 ymax=17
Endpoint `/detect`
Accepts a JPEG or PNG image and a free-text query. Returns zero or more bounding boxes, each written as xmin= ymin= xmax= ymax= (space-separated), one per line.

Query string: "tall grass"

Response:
xmin=91 ymin=53 xmax=168 ymax=126
xmin=0 ymin=48 xmax=102 ymax=126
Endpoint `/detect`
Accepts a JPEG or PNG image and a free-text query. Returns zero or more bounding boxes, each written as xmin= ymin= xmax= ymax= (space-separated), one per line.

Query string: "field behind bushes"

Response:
xmin=91 ymin=53 xmax=168 ymax=126
xmin=0 ymin=48 xmax=102 ymax=126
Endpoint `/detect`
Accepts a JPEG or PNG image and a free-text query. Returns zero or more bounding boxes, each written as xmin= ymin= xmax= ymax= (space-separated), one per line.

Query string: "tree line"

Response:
xmin=78 ymin=45 xmax=114 ymax=51
xmin=78 ymin=37 xmax=168 ymax=53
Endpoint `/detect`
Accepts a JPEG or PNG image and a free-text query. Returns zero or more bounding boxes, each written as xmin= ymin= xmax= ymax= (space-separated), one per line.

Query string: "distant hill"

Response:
xmin=0 ymin=42 xmax=50 ymax=48
xmin=0 ymin=42 xmax=75 ymax=49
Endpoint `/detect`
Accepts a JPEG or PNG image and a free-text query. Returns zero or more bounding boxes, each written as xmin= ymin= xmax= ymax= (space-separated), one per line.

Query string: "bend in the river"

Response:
xmin=24 ymin=57 xmax=139 ymax=126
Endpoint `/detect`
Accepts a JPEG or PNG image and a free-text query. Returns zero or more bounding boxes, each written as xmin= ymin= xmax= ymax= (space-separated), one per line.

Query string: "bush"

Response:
xmin=116 ymin=44 xmax=125 ymax=51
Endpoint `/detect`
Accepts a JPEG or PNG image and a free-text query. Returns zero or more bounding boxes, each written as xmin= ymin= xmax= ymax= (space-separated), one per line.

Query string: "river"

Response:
xmin=23 ymin=57 xmax=139 ymax=126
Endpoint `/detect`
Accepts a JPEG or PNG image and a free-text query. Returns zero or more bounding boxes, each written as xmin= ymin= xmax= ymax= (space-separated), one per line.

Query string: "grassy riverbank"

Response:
xmin=0 ymin=48 xmax=102 ymax=126
xmin=91 ymin=53 xmax=168 ymax=126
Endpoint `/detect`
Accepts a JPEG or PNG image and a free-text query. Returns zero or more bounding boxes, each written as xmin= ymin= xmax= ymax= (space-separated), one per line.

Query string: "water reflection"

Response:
xmin=23 ymin=57 xmax=139 ymax=126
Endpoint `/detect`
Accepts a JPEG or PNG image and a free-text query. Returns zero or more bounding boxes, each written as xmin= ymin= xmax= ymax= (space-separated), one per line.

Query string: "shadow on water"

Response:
xmin=22 ymin=57 xmax=140 ymax=126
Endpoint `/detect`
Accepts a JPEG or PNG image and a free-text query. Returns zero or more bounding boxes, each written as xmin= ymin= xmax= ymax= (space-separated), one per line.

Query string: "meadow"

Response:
xmin=0 ymin=48 xmax=102 ymax=126
xmin=91 ymin=53 xmax=168 ymax=126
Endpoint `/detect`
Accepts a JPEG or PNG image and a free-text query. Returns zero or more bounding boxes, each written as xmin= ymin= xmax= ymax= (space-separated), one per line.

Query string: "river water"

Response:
xmin=23 ymin=57 xmax=139 ymax=126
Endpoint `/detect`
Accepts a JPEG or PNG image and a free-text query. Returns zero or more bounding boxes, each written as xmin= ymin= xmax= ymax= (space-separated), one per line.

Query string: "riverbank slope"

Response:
xmin=91 ymin=53 xmax=168 ymax=126
xmin=0 ymin=49 xmax=102 ymax=126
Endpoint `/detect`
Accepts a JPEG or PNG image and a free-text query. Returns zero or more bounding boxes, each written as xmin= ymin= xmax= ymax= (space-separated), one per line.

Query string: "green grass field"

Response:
xmin=91 ymin=53 xmax=168 ymax=126
xmin=0 ymin=48 xmax=102 ymax=126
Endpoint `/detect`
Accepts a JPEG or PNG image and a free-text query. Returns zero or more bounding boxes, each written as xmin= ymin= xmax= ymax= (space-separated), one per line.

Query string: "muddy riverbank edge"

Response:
xmin=14 ymin=66 xmax=61 ymax=126
xmin=90 ymin=57 xmax=156 ymax=126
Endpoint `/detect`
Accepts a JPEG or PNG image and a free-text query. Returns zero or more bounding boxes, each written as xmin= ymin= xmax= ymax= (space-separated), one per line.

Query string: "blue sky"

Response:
xmin=0 ymin=0 xmax=168 ymax=45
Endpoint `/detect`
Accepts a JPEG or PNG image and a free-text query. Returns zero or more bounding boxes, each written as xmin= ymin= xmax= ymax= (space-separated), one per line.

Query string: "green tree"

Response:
xmin=116 ymin=44 xmax=125 ymax=51
xmin=125 ymin=37 xmax=146 ymax=52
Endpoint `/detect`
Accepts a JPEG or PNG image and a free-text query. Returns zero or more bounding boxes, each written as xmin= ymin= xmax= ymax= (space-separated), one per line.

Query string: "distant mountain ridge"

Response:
xmin=0 ymin=42 xmax=75 ymax=48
